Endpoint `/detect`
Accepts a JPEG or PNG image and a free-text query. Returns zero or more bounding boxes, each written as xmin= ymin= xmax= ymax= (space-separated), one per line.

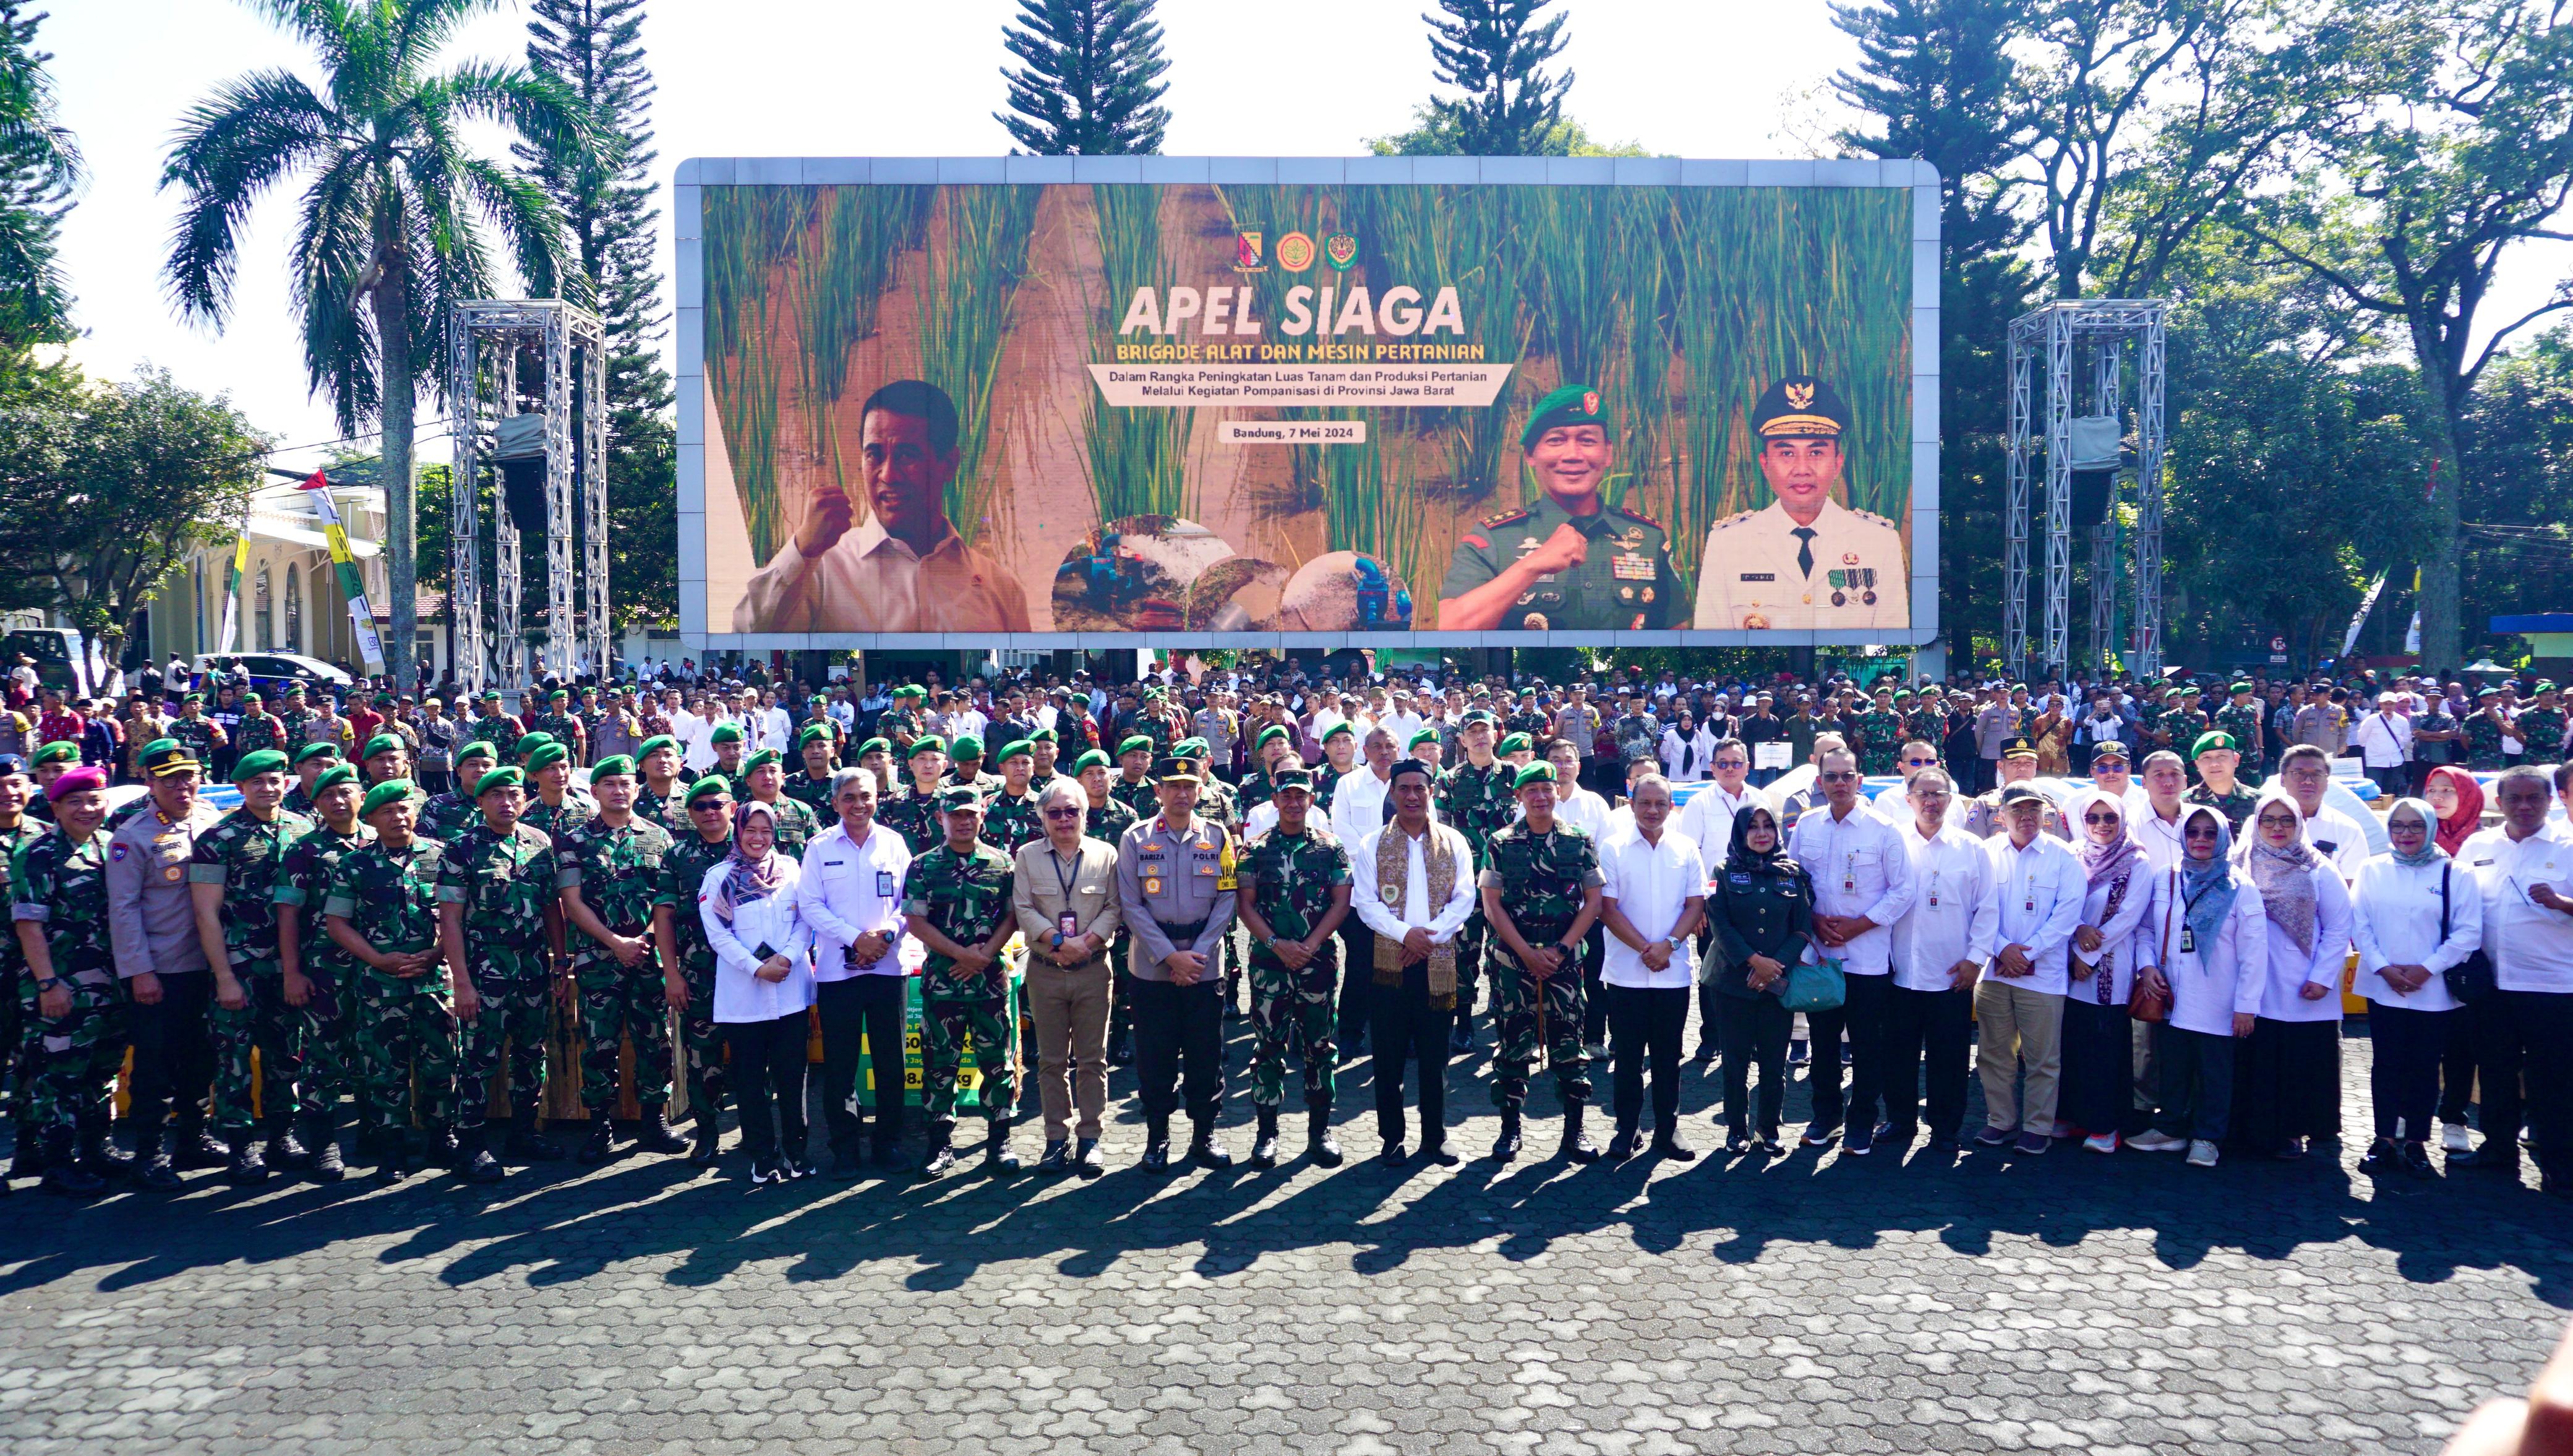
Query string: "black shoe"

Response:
xmin=1424 ymin=1139 xmax=1462 ymax=1167
xmin=690 ymin=1115 xmax=724 ymax=1166
xmin=1758 ymin=1133 xmax=1786 ymax=1157
xmin=1689 ymin=1045 xmax=1718 ymax=1068
xmin=1251 ymin=1107 xmax=1281 ymax=1168
xmin=266 ymin=1124 xmax=311 ymax=1171
xmin=372 ymin=1131 xmax=414 ymax=1182
xmin=225 ymin=1133 xmax=271 ymax=1186
xmin=577 ymin=1118 xmax=615 ymax=1165
xmin=7 ymin=1134 xmax=44 ymax=1181
xmin=1377 ymin=1140 xmax=1407 ymax=1167
xmin=2358 ymin=1137 xmax=2399 ymax=1176
xmin=1804 ymin=1120 xmax=1844 ymax=1149
xmin=1076 ymin=1137 xmax=1105 ymax=1177
xmin=82 ymin=1131 xmax=134 ymax=1179
xmin=41 ymin=1133 xmax=102 ymax=1197
xmin=1726 ymin=1131 xmax=1752 ymax=1156
xmin=1559 ymin=1103 xmax=1601 ymax=1163
xmin=2401 ymin=1142 xmax=2436 ymax=1180
xmin=635 ymin=1108 xmax=690 ymax=1155
xmin=1786 ymin=1038 xmax=1810 ymax=1066
xmin=1107 ymin=1029 xmax=1134 ymax=1066
xmin=139 ymin=1151 xmax=182 ymax=1189
xmin=1843 ymin=1122 xmax=1875 ymax=1157
xmin=1873 ymin=1122 xmax=1916 ymax=1155
xmin=432 ymin=1129 xmax=468 ymax=1171
xmin=172 ymin=1129 xmax=229 ymax=1171
xmin=984 ymin=1121 xmax=1021 ymax=1174
xmin=1652 ymin=1134 xmax=1697 ymax=1162
xmin=2452 ymin=1145 xmax=2521 ymax=1173
xmin=1188 ymin=1120 xmax=1233 ymax=1169
xmin=1491 ymin=1108 xmax=1523 ymax=1163
xmin=307 ymin=1118 xmax=346 ymax=1183
xmin=780 ymin=1148 xmax=814 ymax=1180
xmin=1448 ymin=1014 xmax=1474 ymax=1055
xmin=1606 ymin=1129 xmax=1642 ymax=1163
xmin=829 ymin=1147 xmax=865 ymax=1180
xmin=505 ymin=1120 xmax=559 ymax=1162
xmin=1037 ymin=1140 xmax=1071 ymax=1175
xmin=466 ymin=1146 xmax=505 ymax=1183
xmin=921 ymin=1139 xmax=958 ymax=1177
xmin=1928 ymin=1136 xmax=1962 ymax=1155
xmin=1307 ymin=1107 xmax=1342 ymax=1167
xmin=1142 ymin=1140 xmax=1173 ymax=1173
xmin=748 ymin=1154 xmax=787 ymax=1184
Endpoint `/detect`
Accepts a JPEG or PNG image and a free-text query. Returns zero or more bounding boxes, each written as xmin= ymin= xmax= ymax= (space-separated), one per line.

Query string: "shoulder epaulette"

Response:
xmin=1612 ymin=503 xmax=1665 ymax=530
xmin=1854 ymin=509 xmax=1898 ymax=529
xmin=1479 ymin=507 xmax=1531 ymax=529
xmin=1711 ymin=510 xmax=1754 ymax=531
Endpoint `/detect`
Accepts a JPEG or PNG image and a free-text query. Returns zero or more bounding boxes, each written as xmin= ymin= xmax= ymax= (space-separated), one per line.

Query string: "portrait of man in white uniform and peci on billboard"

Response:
xmin=678 ymin=157 xmax=1937 ymax=648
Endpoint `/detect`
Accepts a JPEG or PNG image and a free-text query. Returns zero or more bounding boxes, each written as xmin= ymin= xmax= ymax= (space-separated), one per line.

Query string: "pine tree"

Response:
xmin=0 ymin=2 xmax=79 ymax=374
xmin=995 ymin=0 xmax=1171 ymax=156
xmin=519 ymin=0 xmax=677 ymax=627
xmin=1832 ymin=0 xmax=2034 ymax=665
xmin=1420 ymin=0 xmax=1573 ymax=156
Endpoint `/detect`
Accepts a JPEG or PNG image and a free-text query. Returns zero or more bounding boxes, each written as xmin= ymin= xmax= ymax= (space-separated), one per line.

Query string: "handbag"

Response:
xmin=2438 ymin=864 xmax=2496 ymax=1003
xmin=1779 ymin=953 xmax=1847 ymax=1013
xmin=2129 ymin=871 xmax=2174 ymax=1024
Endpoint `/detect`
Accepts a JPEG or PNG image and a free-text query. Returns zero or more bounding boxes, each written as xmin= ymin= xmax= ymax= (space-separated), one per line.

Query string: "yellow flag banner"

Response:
xmin=301 ymin=469 xmax=387 ymax=672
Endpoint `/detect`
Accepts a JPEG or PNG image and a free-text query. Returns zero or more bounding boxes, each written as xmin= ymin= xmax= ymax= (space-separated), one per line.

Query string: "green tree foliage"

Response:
xmin=161 ymin=0 xmax=593 ymax=690
xmin=0 ymin=2 xmax=79 ymax=372
xmin=1366 ymin=108 xmax=1646 ymax=158
xmin=519 ymin=0 xmax=676 ymax=627
xmin=1411 ymin=0 xmax=1573 ymax=156
xmin=996 ymin=0 xmax=1171 ymax=156
xmin=2458 ymin=329 xmax=2573 ymax=635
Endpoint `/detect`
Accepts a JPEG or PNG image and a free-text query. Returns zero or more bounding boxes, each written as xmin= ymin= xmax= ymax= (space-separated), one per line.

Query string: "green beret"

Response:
xmin=524 ymin=742 xmax=569 ymax=774
xmin=937 ymin=785 xmax=983 ymax=812
xmin=280 ymin=681 xmax=306 ymax=695
xmin=474 ymin=766 xmax=526 ymax=797
xmin=1499 ymin=732 xmax=1534 ymax=755
xmin=795 ymin=722 xmax=834 ymax=748
xmin=2477 ymin=687 xmax=2501 ymax=700
xmin=312 ymin=763 xmax=359 ymax=794
xmin=589 ymin=754 xmax=636 ymax=780
xmin=1321 ymin=721 xmax=1355 ymax=743
xmin=1255 ymin=724 xmax=1291 ymax=749
xmin=742 ymin=748 xmax=782 ymax=773
xmin=993 ymin=739 xmax=1034 ymax=764
xmin=374 ymin=693 xmax=395 ymax=707
xmin=1173 ymin=737 xmax=1208 ymax=759
xmin=136 ymin=736 xmax=180 ymax=762
xmin=636 ymin=735 xmax=679 ymax=760
xmin=1750 ymin=374 xmax=1850 ymax=442
xmin=1407 ymin=728 xmax=1438 ymax=749
xmin=2230 ymin=681 xmax=2254 ymax=694
xmin=2191 ymin=731 xmax=2238 ymax=758
xmin=1274 ymin=767 xmax=1314 ymax=791
xmin=1513 ymin=761 xmax=1559 ymax=790
xmin=1118 ymin=735 xmax=1154 ymax=757
xmin=359 ymin=780 xmax=417 ymax=820
xmin=231 ymin=748 xmax=288 ymax=779
xmin=907 ymin=735 xmax=947 ymax=760
xmin=708 ymin=722 xmax=744 ymax=745
xmin=685 ymin=775 xmax=732 ymax=807
xmin=949 ymin=734 xmax=985 ymax=759
xmin=513 ymin=731 xmax=557 ymax=758
xmin=547 ymin=688 xmax=570 ymax=702
xmin=1071 ymin=748 xmax=1110 ymax=774
xmin=361 ymin=733 xmax=403 ymax=760
xmin=182 ymin=692 xmax=203 ymax=704
xmin=855 ymin=737 xmax=892 ymax=758
xmin=1522 ymin=382 xmax=1609 ymax=452
xmin=478 ymin=689 xmax=501 ymax=703
xmin=455 ymin=740 xmax=498 ymax=766
xmin=292 ymin=741 xmax=340 ymax=766
xmin=1030 ymin=726 xmax=1058 ymax=743
xmin=242 ymin=692 xmax=263 ymax=704
xmin=2540 ymin=680 xmax=2561 ymax=693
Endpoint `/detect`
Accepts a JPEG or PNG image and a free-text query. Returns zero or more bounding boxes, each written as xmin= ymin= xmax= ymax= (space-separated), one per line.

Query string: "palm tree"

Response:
xmin=161 ymin=0 xmax=593 ymax=691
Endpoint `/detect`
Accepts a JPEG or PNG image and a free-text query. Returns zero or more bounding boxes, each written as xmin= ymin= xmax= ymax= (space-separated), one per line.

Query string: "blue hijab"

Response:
xmin=2177 ymin=803 xmax=2238 ymax=950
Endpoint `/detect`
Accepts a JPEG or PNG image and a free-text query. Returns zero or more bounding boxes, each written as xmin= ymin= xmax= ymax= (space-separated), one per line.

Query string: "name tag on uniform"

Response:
xmin=1740 ymin=573 xmax=1776 ymax=583
xmin=876 ymin=870 xmax=895 ymax=897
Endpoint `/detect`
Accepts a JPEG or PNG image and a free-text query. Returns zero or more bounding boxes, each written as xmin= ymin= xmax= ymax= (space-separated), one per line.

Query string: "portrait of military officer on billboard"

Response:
xmin=1436 ymin=383 xmax=1690 ymax=632
xmin=732 ymin=379 xmax=1034 ymax=633
xmin=1692 ymin=374 xmax=1908 ymax=631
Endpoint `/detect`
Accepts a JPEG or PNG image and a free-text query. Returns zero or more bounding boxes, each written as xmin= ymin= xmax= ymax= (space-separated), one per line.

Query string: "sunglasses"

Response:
xmin=1903 ymin=757 xmax=1938 ymax=767
xmin=1818 ymin=771 xmax=1859 ymax=782
xmin=1042 ymin=807 xmax=1082 ymax=820
xmin=2083 ymin=811 xmax=2120 ymax=824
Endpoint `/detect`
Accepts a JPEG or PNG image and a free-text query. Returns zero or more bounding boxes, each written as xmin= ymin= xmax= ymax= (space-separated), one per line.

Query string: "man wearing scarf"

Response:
xmin=1352 ymin=757 xmax=1477 ymax=1166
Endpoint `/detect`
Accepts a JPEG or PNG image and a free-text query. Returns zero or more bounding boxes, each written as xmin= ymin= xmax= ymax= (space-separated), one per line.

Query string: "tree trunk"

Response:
xmin=2412 ymin=349 xmax=2467 ymax=674
xmin=373 ymin=259 xmax=417 ymax=695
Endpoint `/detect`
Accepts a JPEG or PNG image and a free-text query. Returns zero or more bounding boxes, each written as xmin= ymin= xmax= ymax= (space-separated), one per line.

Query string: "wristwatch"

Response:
xmin=35 ymin=975 xmax=62 ymax=992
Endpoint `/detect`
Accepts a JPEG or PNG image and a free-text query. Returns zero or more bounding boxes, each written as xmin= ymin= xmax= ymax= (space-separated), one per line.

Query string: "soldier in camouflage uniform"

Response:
xmin=1902 ymin=692 xmax=1947 ymax=754
xmin=879 ymin=737 xmax=952 ymax=854
xmin=437 ymin=765 xmax=567 ymax=1172
xmin=2182 ymin=730 xmax=2262 ymax=833
xmin=2516 ymin=683 xmax=2567 ymax=764
xmin=189 ymin=747 xmax=316 ymax=1182
xmin=2215 ymin=683 xmax=2269 ymax=779
xmin=1479 ymin=761 xmax=1607 ymax=1164
xmin=231 ymin=692 xmax=288 ymax=761
xmin=325 ymin=780 xmax=458 ymax=1181
xmin=737 ymin=749 xmax=820 ymax=854
xmin=466 ymin=690 xmax=523 ymax=763
xmin=902 ymin=786 xmax=1021 ymax=1177
xmin=659 ymin=776 xmax=737 ymax=1163
xmin=2165 ymin=688 xmax=2212 ymax=782
xmin=1235 ymin=724 xmax=1293 ymax=817
xmin=1025 ymin=726 xmax=1062 ymax=796
xmin=875 ymin=683 xmax=926 ymax=752
xmin=271 ymin=763 xmax=374 ymax=1183
xmin=1312 ymin=722 xmax=1360 ymax=815
xmin=523 ymin=688 xmax=588 ymax=766
xmin=520 ymin=740 xmax=597 ymax=841
xmin=1435 ymin=709 xmax=1514 ymax=1053
xmin=943 ymin=735 xmax=1005 ymax=800
xmin=1608 ymin=696 xmax=1661 ymax=781
xmin=0 ymin=754 xmax=50 ymax=1183
xmin=1851 ymin=687 xmax=1904 ymax=777
xmin=851 ymin=736 xmax=897 ymax=800
xmin=556 ymin=755 xmax=690 ymax=1164
xmin=633 ymin=734 xmax=691 ymax=834
xmin=416 ymin=742 xmax=497 ymax=843
xmin=357 ymin=732 xmax=409 ymax=790
xmin=1110 ymin=734 xmax=1160 ymax=820
xmin=169 ymin=692 xmax=228 ymax=772
xmin=274 ymin=683 xmax=319 ymax=754
xmin=982 ymin=740 xmax=1048 ymax=859
xmin=781 ymin=723 xmax=841 ymax=818
xmin=1233 ymin=764 xmax=1352 ymax=1168
xmin=281 ymin=740 xmax=339 ymax=818
xmin=12 ymin=766 xmax=122 ymax=1196
xmin=1505 ymin=693 xmax=1552 ymax=746
xmin=2465 ymin=688 xmax=2509 ymax=771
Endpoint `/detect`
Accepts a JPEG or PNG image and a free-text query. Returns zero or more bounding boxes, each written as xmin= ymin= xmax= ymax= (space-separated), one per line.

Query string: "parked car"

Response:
xmin=1 ymin=628 xmax=93 ymax=698
xmin=191 ymin=652 xmax=357 ymax=701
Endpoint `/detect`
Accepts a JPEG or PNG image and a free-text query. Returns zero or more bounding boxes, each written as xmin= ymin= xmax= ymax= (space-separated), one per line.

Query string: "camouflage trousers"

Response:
xmin=922 ymin=994 xmax=1014 ymax=1128
xmin=210 ymin=962 xmax=303 ymax=1132
xmin=1455 ymin=910 xmax=1488 ymax=1011
xmin=1488 ymin=946 xmax=1591 ymax=1111
xmin=289 ymin=961 xmax=354 ymax=1113
xmin=1247 ymin=946 xmax=1339 ymax=1108
xmin=458 ymin=948 xmax=557 ymax=1129
xmin=5 ymin=971 xmax=35 ymax=1139
xmin=27 ymin=967 xmax=124 ymax=1138
xmin=675 ymin=946 xmax=727 ymax=1111
xmin=348 ymin=966 xmax=460 ymax=1134
xmin=575 ymin=952 xmax=673 ymax=1114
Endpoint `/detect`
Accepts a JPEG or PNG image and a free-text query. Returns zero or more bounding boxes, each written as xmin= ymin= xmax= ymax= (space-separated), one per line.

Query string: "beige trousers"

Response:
xmin=1974 ymin=979 xmax=2066 ymax=1136
xmin=1024 ymin=957 xmax=1112 ymax=1141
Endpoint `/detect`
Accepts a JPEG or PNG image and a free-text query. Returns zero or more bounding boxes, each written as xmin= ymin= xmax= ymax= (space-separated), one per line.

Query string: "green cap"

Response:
xmin=359 ymin=780 xmax=417 ymax=821
xmin=292 ymin=741 xmax=340 ymax=766
xmin=907 ymin=735 xmax=947 ymax=761
xmin=1255 ymin=724 xmax=1290 ymax=749
xmin=1459 ymin=708 xmax=1496 ymax=727
xmin=1071 ymin=748 xmax=1110 ymax=774
xmin=2191 ymin=730 xmax=2238 ymax=758
xmin=1118 ymin=734 xmax=1154 ymax=757
xmin=993 ymin=739 xmax=1034 ymax=765
xmin=685 ymin=775 xmax=732 ymax=807
xmin=231 ymin=748 xmax=289 ymax=780
xmin=474 ymin=766 xmax=526 ymax=797
xmin=524 ymin=742 xmax=568 ymax=774
xmin=1514 ymin=761 xmax=1559 ymax=790
xmin=312 ymin=763 xmax=359 ymax=794
xmin=361 ymin=733 xmax=403 ymax=760
xmin=636 ymin=735 xmax=679 ymax=760
xmin=515 ymin=732 xmax=558 ymax=758
xmin=855 ymin=737 xmax=891 ymax=758
xmin=456 ymin=740 xmax=498 ymax=767
xmin=742 ymin=748 xmax=782 ymax=774
xmin=1274 ymin=766 xmax=1315 ymax=792
xmin=1522 ymin=382 xmax=1609 ymax=452
xmin=708 ymin=722 xmax=744 ymax=746
xmin=949 ymin=734 xmax=985 ymax=760
xmin=589 ymin=754 xmax=636 ymax=780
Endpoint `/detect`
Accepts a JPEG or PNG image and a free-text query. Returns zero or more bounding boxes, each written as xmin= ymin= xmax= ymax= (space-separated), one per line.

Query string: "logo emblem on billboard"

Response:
xmin=1275 ymin=231 xmax=1317 ymax=272
xmin=1235 ymin=231 xmax=1266 ymax=272
xmin=1323 ymin=233 xmax=1359 ymax=271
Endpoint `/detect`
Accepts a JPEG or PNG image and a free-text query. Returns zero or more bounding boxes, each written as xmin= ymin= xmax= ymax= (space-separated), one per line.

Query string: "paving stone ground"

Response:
xmin=2 ymin=1018 xmax=2567 ymax=1455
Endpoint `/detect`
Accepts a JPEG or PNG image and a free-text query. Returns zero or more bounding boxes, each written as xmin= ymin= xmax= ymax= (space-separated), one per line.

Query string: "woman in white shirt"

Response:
xmin=1658 ymin=712 xmax=1715 ymax=784
xmin=2228 ymin=789 xmax=2353 ymax=1161
xmin=2057 ymin=790 xmax=2157 ymax=1154
xmin=2350 ymin=798 xmax=2483 ymax=1179
xmin=2130 ymin=804 xmax=2267 ymax=1167
xmin=699 ymin=800 xmax=815 ymax=1184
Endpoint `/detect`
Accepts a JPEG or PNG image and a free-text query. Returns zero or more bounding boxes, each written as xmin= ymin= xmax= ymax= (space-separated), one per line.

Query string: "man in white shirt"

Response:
xmin=1886 ymin=766 xmax=1999 ymax=1150
xmin=1787 ymin=747 xmax=1918 ymax=1153
xmin=1330 ymin=726 xmax=1415 ymax=849
xmin=1676 ymin=737 xmax=1768 ymax=859
xmin=2131 ymin=750 xmax=2191 ymax=872
xmin=1974 ymin=784 xmax=2089 ymax=1154
xmin=2457 ymin=766 xmax=2573 ymax=1193
xmin=2274 ymin=744 xmax=2373 ymax=880
xmin=1352 ymin=760 xmax=1478 ymax=1166
xmin=758 ymin=693 xmax=795 ymax=756
xmin=2347 ymin=693 xmax=2414 ymax=798
xmin=1870 ymin=737 xmax=1967 ymax=830
xmin=1598 ymin=776 xmax=1707 ymax=1162
xmin=794 ymin=768 xmax=912 ymax=1177
xmin=2085 ymin=740 xmax=2152 ymax=826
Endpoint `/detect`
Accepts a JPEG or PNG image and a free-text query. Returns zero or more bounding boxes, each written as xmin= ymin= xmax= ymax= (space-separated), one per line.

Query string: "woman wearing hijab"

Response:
xmin=2057 ymin=790 xmax=2156 ymax=1152
xmin=1659 ymin=711 xmax=1714 ymax=783
xmin=698 ymin=798 xmax=815 ymax=1184
xmin=2228 ymin=789 xmax=2355 ymax=1160
xmin=2130 ymin=804 xmax=2267 ymax=1167
xmin=2421 ymin=764 xmax=2494 ymax=1153
xmin=2350 ymin=798 xmax=2483 ymax=1178
xmin=1708 ymin=805 xmax=1815 ymax=1155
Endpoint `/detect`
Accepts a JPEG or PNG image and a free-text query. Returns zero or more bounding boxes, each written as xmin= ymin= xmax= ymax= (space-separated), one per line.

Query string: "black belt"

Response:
xmin=1155 ymin=919 xmax=1209 ymax=943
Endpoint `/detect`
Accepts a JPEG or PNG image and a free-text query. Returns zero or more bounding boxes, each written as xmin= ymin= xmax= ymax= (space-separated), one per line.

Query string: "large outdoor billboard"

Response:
xmin=677 ymin=156 xmax=1938 ymax=649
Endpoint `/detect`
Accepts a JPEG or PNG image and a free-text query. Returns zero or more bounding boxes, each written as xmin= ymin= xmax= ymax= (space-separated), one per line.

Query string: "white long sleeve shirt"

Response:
xmin=1598 ymin=824 xmax=1707 ymax=989
xmin=2347 ymin=711 xmax=2412 ymax=769
xmin=698 ymin=856 xmax=815 ymax=1023
xmin=1351 ymin=820 xmax=1478 ymax=946
xmin=2460 ymin=823 xmax=2573 ymax=993
xmin=2351 ymin=855 xmax=2483 ymax=1013
xmin=1787 ymin=801 xmax=1917 ymax=977
xmin=794 ymin=820 xmax=911 ymax=982
xmin=2065 ymin=857 xmax=2156 ymax=1008
xmin=1330 ymin=764 xmax=1397 ymax=849
xmin=2135 ymin=865 xmax=2269 ymax=1037
xmin=1982 ymin=831 xmax=2089 ymax=995
xmin=2133 ymin=799 xmax=2190 ymax=874
xmin=2249 ymin=860 xmax=2352 ymax=1022
xmin=1676 ymin=779 xmax=1766 ymax=859
xmin=2299 ymin=801 xmax=2375 ymax=881
xmin=1890 ymin=818 xmax=2000 ymax=993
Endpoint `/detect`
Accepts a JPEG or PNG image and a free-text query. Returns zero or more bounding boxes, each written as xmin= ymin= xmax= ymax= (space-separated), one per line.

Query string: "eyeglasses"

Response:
xmin=1042 ymin=807 xmax=1082 ymax=820
xmin=1818 ymin=771 xmax=1859 ymax=782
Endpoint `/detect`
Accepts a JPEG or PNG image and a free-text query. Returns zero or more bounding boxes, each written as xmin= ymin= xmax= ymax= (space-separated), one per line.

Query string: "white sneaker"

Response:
xmin=2442 ymin=1123 xmax=2473 ymax=1154
xmin=2186 ymin=1140 xmax=2220 ymax=1168
xmin=2127 ymin=1130 xmax=2186 ymax=1153
xmin=2083 ymin=1133 xmax=2118 ymax=1154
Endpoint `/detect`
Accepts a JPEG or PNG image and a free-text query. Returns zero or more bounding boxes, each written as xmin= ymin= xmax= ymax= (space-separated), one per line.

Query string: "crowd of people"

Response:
xmin=2 ymin=651 xmax=2567 ymax=1204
